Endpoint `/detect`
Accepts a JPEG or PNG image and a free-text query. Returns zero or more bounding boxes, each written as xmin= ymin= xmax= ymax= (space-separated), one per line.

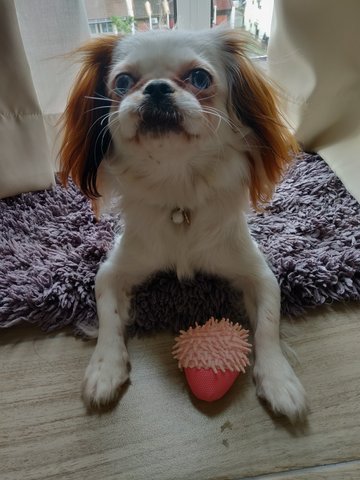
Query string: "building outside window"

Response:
xmin=84 ymin=0 xmax=176 ymax=34
xmin=84 ymin=0 xmax=273 ymax=56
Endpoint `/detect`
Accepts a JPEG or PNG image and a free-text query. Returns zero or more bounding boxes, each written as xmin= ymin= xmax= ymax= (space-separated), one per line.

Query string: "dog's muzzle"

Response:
xmin=138 ymin=80 xmax=183 ymax=134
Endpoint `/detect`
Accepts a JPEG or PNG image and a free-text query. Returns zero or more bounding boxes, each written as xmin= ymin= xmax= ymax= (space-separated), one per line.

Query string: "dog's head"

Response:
xmin=60 ymin=29 xmax=297 ymax=208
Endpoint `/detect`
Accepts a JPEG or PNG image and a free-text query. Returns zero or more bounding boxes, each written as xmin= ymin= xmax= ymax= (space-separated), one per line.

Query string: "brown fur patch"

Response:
xmin=59 ymin=35 xmax=122 ymax=197
xmin=221 ymin=31 xmax=299 ymax=209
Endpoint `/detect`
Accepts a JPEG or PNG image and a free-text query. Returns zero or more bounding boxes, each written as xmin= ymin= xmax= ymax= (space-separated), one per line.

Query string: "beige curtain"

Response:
xmin=268 ymin=0 xmax=360 ymax=203
xmin=0 ymin=0 xmax=90 ymax=198
xmin=1 ymin=0 xmax=359 ymax=201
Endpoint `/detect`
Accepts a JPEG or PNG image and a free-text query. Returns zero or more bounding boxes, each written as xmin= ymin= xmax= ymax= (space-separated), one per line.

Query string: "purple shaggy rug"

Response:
xmin=1 ymin=153 xmax=359 ymax=336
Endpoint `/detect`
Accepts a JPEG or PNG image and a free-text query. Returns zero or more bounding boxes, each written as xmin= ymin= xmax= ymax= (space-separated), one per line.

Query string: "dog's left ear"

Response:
xmin=59 ymin=35 xmax=121 ymax=199
xmin=220 ymin=30 xmax=298 ymax=209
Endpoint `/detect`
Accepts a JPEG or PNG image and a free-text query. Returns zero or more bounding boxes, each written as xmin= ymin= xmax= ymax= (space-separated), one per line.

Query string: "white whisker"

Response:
xmin=200 ymin=106 xmax=251 ymax=149
xmin=85 ymin=112 xmax=112 ymax=148
xmin=85 ymin=105 xmax=118 ymax=115
xmin=85 ymin=94 xmax=119 ymax=104
xmin=194 ymin=91 xmax=216 ymax=102
xmin=96 ymin=112 xmax=119 ymax=154
xmin=201 ymin=106 xmax=238 ymax=130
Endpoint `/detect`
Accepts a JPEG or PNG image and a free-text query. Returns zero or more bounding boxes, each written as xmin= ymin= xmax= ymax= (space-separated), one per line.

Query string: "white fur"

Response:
xmin=81 ymin=29 xmax=307 ymax=421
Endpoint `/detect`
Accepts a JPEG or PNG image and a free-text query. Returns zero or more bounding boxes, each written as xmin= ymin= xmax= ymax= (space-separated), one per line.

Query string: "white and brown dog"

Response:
xmin=60 ymin=28 xmax=307 ymax=421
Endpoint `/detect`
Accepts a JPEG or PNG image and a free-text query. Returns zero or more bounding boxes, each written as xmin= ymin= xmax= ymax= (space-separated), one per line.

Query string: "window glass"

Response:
xmin=89 ymin=22 xmax=97 ymax=35
xmin=213 ymin=0 xmax=274 ymax=56
xmin=84 ymin=0 xmax=176 ymax=35
xmin=84 ymin=1 xmax=273 ymax=57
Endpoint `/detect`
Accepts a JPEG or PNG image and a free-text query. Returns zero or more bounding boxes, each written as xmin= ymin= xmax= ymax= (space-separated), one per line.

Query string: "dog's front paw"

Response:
xmin=82 ymin=344 xmax=130 ymax=409
xmin=254 ymin=354 xmax=308 ymax=422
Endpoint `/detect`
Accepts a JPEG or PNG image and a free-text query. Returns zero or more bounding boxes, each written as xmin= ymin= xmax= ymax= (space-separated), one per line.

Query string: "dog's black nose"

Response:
xmin=143 ymin=81 xmax=175 ymax=99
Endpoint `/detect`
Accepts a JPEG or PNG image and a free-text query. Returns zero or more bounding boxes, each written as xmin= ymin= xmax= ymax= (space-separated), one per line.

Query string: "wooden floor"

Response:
xmin=1 ymin=303 xmax=360 ymax=480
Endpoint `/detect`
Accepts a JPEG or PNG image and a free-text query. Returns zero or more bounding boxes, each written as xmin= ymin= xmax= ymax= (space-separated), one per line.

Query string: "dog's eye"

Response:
xmin=114 ymin=74 xmax=135 ymax=95
xmin=188 ymin=69 xmax=212 ymax=90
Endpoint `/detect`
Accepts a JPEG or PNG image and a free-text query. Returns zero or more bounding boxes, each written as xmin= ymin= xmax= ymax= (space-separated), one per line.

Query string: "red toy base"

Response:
xmin=184 ymin=367 xmax=239 ymax=402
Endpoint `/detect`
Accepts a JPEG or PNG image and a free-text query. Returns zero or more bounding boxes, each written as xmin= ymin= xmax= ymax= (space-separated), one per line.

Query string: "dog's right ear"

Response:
xmin=218 ymin=30 xmax=298 ymax=210
xmin=59 ymin=35 xmax=121 ymax=198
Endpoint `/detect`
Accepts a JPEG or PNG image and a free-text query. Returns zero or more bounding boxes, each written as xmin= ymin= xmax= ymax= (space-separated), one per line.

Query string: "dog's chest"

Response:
xmin=116 ymin=149 xmax=248 ymax=277
xmin=123 ymin=193 xmax=243 ymax=279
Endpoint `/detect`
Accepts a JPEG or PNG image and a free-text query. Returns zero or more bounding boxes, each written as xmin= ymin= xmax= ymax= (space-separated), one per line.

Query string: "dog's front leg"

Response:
xmin=82 ymin=236 xmax=154 ymax=408
xmin=206 ymin=230 xmax=308 ymax=421
xmin=238 ymin=261 xmax=308 ymax=422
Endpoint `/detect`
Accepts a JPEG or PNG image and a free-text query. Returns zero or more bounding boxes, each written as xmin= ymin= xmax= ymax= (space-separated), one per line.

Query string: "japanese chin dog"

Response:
xmin=60 ymin=28 xmax=307 ymax=421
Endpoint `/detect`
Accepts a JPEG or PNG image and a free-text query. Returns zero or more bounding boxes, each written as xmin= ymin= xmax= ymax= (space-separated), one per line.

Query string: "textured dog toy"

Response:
xmin=172 ymin=317 xmax=252 ymax=402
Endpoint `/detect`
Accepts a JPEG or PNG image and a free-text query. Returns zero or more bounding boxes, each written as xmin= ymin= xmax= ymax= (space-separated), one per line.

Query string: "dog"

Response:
xmin=60 ymin=28 xmax=307 ymax=421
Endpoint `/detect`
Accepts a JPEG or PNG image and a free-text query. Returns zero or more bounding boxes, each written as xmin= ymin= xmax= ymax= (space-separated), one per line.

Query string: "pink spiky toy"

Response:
xmin=172 ymin=317 xmax=252 ymax=402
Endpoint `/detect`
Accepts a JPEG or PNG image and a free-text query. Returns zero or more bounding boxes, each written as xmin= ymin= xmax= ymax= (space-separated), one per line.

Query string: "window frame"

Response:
xmin=175 ymin=0 xmax=212 ymax=30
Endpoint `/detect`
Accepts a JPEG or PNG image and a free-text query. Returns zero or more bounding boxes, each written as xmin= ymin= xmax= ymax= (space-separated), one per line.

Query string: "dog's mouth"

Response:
xmin=137 ymin=98 xmax=183 ymax=135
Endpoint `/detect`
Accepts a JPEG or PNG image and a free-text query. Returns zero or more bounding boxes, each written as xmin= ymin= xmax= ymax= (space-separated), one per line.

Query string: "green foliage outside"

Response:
xmin=111 ymin=16 xmax=134 ymax=34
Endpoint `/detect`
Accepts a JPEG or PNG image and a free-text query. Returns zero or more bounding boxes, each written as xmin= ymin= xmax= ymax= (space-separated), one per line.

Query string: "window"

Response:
xmin=88 ymin=19 xmax=116 ymax=35
xmin=84 ymin=1 xmax=273 ymax=56
xmin=213 ymin=0 xmax=274 ymax=56
xmin=84 ymin=0 xmax=176 ymax=35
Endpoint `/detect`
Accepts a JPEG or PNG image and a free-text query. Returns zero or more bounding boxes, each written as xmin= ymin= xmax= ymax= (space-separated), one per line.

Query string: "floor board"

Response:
xmin=1 ymin=303 xmax=360 ymax=480
xmin=247 ymin=461 xmax=360 ymax=479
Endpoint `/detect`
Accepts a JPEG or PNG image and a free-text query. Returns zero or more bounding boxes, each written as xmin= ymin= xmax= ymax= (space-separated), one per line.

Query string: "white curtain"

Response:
xmin=0 ymin=0 xmax=90 ymax=198
xmin=268 ymin=0 xmax=360 ymax=203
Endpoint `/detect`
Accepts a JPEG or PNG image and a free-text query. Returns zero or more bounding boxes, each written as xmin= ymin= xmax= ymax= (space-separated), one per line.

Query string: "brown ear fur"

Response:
xmin=221 ymin=31 xmax=299 ymax=209
xmin=59 ymin=35 xmax=121 ymax=198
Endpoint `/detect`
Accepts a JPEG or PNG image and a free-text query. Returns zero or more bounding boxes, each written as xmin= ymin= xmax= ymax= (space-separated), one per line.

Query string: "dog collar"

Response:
xmin=171 ymin=208 xmax=191 ymax=225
